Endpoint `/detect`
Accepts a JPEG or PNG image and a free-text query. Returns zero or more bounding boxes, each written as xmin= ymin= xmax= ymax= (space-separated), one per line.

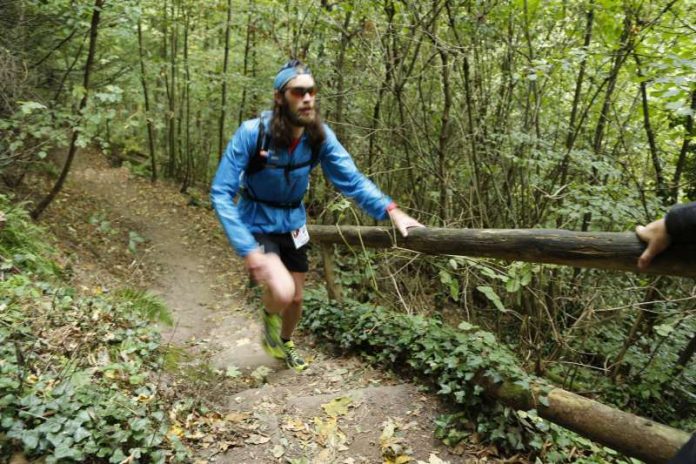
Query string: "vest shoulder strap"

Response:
xmin=245 ymin=119 xmax=271 ymax=176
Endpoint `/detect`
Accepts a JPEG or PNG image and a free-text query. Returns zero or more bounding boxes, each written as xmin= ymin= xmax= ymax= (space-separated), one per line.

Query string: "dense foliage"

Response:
xmin=0 ymin=195 xmax=189 ymax=462
xmin=1 ymin=0 xmax=694 ymax=456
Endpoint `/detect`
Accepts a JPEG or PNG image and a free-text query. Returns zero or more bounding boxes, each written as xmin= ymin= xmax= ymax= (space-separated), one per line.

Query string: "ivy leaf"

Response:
xmin=19 ymin=101 xmax=47 ymax=114
xmin=128 ymin=231 xmax=145 ymax=254
xmin=21 ymin=431 xmax=39 ymax=450
xmin=438 ymin=269 xmax=452 ymax=284
xmin=654 ymin=323 xmax=675 ymax=337
xmin=457 ymin=321 xmax=475 ymax=331
xmin=476 ymin=286 xmax=508 ymax=312
xmin=74 ymin=426 xmax=91 ymax=443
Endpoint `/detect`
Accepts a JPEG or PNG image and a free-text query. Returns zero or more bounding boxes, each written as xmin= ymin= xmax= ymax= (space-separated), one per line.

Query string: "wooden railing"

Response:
xmin=308 ymin=224 xmax=695 ymax=464
xmin=308 ymin=225 xmax=696 ymax=278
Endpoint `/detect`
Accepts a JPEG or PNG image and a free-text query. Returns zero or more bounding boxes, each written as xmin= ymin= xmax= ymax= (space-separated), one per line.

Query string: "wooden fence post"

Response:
xmin=320 ymin=243 xmax=343 ymax=303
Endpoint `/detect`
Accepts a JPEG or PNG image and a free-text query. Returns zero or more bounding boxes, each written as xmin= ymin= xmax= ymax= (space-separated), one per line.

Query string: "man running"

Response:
xmin=211 ymin=59 xmax=423 ymax=372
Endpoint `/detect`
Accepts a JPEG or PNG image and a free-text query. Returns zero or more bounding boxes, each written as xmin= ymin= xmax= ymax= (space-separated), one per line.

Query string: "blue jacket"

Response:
xmin=211 ymin=115 xmax=392 ymax=257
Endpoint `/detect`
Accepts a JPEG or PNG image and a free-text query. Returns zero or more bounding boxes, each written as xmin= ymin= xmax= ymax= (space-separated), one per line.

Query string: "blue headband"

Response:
xmin=273 ymin=61 xmax=312 ymax=91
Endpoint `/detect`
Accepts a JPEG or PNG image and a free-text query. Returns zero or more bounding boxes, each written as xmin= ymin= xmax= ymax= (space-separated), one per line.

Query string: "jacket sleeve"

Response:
xmin=210 ymin=122 xmax=258 ymax=257
xmin=665 ymin=201 xmax=696 ymax=243
xmin=668 ymin=434 xmax=696 ymax=464
xmin=319 ymin=125 xmax=392 ymax=220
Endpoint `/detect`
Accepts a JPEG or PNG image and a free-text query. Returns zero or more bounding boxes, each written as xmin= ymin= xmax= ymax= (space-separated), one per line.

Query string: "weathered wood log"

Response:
xmin=307 ymin=225 xmax=696 ymax=279
xmin=488 ymin=379 xmax=691 ymax=463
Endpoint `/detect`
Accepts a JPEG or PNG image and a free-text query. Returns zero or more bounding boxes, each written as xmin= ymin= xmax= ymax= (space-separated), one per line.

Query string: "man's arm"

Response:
xmin=635 ymin=201 xmax=696 ymax=269
xmin=319 ymin=126 xmax=424 ymax=236
xmin=210 ymin=121 xmax=258 ymax=257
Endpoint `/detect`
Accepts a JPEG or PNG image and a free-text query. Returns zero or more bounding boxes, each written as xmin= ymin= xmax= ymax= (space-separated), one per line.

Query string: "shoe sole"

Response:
xmin=286 ymin=362 xmax=308 ymax=373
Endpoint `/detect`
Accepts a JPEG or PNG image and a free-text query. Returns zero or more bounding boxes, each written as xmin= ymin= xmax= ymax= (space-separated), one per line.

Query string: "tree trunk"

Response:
xmin=671 ymin=89 xmax=696 ymax=202
xmin=610 ymin=282 xmax=660 ymax=381
xmin=218 ymin=0 xmax=232 ymax=162
xmin=331 ymin=9 xmax=353 ymax=142
xmin=436 ymin=45 xmax=452 ymax=225
xmin=675 ymin=332 xmax=696 ymax=375
xmin=582 ymin=11 xmax=632 ymax=230
xmin=180 ymin=10 xmax=191 ymax=193
xmin=166 ymin=0 xmax=178 ymax=177
xmin=137 ymin=18 xmax=157 ymax=182
xmin=306 ymin=225 xmax=696 ymax=278
xmin=549 ymin=0 xmax=594 ymax=228
xmin=238 ymin=0 xmax=255 ymax=125
xmin=31 ymin=0 xmax=105 ymax=219
xmin=635 ymin=52 xmax=667 ymax=203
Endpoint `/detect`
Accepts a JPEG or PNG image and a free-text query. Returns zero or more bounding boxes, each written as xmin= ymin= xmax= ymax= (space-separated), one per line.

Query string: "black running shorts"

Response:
xmin=253 ymin=233 xmax=309 ymax=273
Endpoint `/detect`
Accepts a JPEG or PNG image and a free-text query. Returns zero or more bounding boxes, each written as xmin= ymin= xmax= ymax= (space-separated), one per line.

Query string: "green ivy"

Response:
xmin=0 ymin=277 xmax=183 ymax=463
xmin=0 ymin=198 xmax=185 ymax=462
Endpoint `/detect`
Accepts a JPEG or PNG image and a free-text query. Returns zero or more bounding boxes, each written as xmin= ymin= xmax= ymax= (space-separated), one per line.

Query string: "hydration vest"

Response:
xmin=239 ymin=119 xmax=321 ymax=209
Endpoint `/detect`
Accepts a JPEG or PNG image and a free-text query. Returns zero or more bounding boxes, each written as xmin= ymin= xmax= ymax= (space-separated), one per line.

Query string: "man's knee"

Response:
xmin=291 ymin=292 xmax=303 ymax=307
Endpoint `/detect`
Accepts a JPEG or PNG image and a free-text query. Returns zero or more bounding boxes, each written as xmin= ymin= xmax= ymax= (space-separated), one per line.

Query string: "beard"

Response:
xmin=282 ymin=102 xmax=316 ymax=127
xmin=271 ymin=96 xmax=325 ymax=150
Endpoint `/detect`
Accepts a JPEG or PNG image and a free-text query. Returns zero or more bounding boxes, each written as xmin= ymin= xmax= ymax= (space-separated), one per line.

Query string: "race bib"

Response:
xmin=291 ymin=224 xmax=310 ymax=249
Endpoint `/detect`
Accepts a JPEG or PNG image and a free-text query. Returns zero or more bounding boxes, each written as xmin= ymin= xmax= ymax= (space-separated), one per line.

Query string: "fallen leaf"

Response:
xmin=321 ymin=396 xmax=353 ymax=417
xmin=245 ymin=434 xmax=271 ymax=445
xmin=283 ymin=417 xmax=308 ymax=432
xmin=314 ymin=417 xmax=347 ymax=448
xmin=380 ymin=419 xmax=414 ymax=463
xmin=314 ymin=448 xmax=337 ymax=464
xmin=225 ymin=412 xmax=249 ymax=423
xmin=168 ymin=424 xmax=184 ymax=438
xmin=417 ymin=454 xmax=451 ymax=464
xmin=272 ymin=444 xmax=285 ymax=458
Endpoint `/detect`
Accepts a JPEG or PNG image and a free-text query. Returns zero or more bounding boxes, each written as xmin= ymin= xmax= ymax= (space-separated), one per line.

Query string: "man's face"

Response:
xmin=278 ymin=74 xmax=317 ymax=127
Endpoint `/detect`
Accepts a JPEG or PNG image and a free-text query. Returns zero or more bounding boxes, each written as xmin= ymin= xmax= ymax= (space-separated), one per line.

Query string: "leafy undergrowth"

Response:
xmin=302 ymin=289 xmax=637 ymax=463
xmin=0 ymin=195 xmax=255 ymax=462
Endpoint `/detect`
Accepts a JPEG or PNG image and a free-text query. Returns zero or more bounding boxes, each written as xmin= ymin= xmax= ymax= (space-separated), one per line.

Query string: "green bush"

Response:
xmin=0 ymin=194 xmax=60 ymax=277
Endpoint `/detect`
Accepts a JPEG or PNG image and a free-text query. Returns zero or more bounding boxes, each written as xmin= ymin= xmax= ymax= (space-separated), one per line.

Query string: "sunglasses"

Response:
xmin=286 ymin=86 xmax=317 ymax=98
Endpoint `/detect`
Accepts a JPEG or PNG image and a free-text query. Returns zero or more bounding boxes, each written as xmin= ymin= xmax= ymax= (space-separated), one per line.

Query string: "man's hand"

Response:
xmin=244 ymin=250 xmax=295 ymax=310
xmin=245 ymin=249 xmax=272 ymax=283
xmin=636 ymin=218 xmax=671 ymax=270
xmin=388 ymin=207 xmax=425 ymax=237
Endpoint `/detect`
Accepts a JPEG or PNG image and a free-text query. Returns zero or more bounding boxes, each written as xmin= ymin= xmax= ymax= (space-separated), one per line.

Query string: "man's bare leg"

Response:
xmin=259 ymin=253 xmax=295 ymax=313
xmin=281 ymin=272 xmax=306 ymax=340
xmin=278 ymin=272 xmax=307 ymax=371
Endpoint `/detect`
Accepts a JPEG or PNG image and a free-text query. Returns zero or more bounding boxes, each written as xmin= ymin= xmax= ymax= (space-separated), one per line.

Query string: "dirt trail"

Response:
xmin=42 ymin=152 xmax=503 ymax=463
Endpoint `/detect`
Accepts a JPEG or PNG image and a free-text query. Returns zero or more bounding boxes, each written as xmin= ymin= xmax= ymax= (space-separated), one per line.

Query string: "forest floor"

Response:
xmin=37 ymin=151 xmax=521 ymax=464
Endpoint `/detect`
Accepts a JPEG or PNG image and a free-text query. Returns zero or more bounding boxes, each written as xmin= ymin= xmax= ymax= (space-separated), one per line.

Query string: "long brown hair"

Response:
xmin=270 ymin=95 xmax=325 ymax=154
